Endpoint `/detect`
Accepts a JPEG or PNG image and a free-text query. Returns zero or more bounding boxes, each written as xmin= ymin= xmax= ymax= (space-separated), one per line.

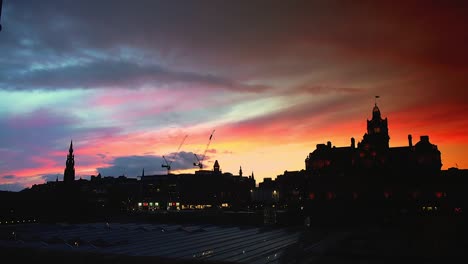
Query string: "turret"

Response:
xmin=364 ymin=100 xmax=390 ymax=149
xmin=213 ymin=160 xmax=220 ymax=174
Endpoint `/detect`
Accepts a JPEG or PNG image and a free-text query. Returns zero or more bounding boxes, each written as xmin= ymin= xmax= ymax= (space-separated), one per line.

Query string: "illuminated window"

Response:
xmin=374 ymin=127 xmax=381 ymax=133
xmin=309 ymin=193 xmax=315 ymax=200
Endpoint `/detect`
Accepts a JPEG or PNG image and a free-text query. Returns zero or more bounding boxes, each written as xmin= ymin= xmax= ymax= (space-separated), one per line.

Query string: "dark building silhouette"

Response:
xmin=138 ymin=160 xmax=256 ymax=211
xmin=64 ymin=140 xmax=75 ymax=184
xmin=254 ymin=102 xmax=462 ymax=222
xmin=7 ymin=103 xmax=466 ymax=226
xmin=305 ymin=102 xmax=442 ymax=175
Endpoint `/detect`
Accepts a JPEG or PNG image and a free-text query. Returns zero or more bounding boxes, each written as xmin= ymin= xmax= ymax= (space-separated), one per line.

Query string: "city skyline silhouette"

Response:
xmin=0 ymin=1 xmax=467 ymax=193
xmin=1 ymin=1 xmax=468 ymax=263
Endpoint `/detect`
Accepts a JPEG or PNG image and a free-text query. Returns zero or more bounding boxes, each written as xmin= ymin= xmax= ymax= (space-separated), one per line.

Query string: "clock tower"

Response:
xmin=363 ymin=102 xmax=390 ymax=149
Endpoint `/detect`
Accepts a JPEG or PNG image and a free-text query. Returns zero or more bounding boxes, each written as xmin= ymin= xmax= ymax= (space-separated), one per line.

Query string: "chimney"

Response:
xmin=351 ymin=137 xmax=355 ymax=148
xmin=408 ymin=134 xmax=413 ymax=147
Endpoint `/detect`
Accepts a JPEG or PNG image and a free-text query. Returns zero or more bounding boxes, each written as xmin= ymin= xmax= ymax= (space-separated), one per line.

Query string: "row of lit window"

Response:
xmin=422 ymin=207 xmax=463 ymax=214
xmin=422 ymin=206 xmax=438 ymax=211
xmin=138 ymin=202 xmax=231 ymax=209
xmin=0 ymin=219 xmax=36 ymax=224
xmin=138 ymin=202 xmax=160 ymax=207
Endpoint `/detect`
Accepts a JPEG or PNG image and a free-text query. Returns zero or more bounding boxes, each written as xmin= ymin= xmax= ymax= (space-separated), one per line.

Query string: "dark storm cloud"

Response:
xmin=1 ymin=58 xmax=269 ymax=92
xmin=4 ymin=1 xmax=467 ymax=63
xmin=2 ymin=0 xmax=467 ymax=91
xmin=97 ymin=151 xmax=198 ymax=177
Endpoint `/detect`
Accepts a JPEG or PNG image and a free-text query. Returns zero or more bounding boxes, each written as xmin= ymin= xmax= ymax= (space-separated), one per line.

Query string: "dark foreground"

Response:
xmin=1 ymin=213 xmax=467 ymax=264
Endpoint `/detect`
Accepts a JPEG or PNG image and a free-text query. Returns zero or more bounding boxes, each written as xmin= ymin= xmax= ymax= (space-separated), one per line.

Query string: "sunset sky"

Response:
xmin=1 ymin=1 xmax=467 ymax=191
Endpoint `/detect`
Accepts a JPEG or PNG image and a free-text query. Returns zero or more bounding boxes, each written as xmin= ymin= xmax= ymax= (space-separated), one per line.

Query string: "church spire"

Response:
xmin=64 ymin=140 xmax=75 ymax=184
xmin=239 ymin=166 xmax=243 ymax=177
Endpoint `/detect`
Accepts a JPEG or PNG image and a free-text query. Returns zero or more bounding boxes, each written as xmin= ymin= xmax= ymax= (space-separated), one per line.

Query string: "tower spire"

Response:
xmin=69 ymin=139 xmax=73 ymax=153
xmin=64 ymin=140 xmax=75 ymax=184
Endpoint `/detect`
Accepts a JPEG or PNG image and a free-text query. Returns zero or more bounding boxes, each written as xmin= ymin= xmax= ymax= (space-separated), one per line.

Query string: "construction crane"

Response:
xmin=193 ymin=130 xmax=215 ymax=169
xmin=162 ymin=134 xmax=188 ymax=174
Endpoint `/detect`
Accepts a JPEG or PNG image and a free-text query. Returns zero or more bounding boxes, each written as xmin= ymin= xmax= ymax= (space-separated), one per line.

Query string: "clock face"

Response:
xmin=374 ymin=127 xmax=381 ymax=133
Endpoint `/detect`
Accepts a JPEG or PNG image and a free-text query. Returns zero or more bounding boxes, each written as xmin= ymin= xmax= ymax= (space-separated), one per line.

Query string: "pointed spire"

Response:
xmin=251 ymin=171 xmax=255 ymax=180
xmin=372 ymin=98 xmax=381 ymax=120
xmin=213 ymin=160 xmax=220 ymax=173
xmin=64 ymin=139 xmax=75 ymax=184
xmin=239 ymin=166 xmax=243 ymax=177
xmin=142 ymin=168 xmax=145 ymax=177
